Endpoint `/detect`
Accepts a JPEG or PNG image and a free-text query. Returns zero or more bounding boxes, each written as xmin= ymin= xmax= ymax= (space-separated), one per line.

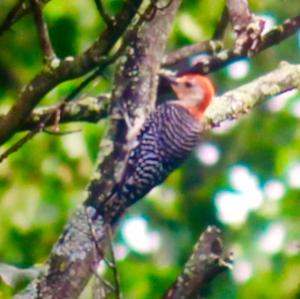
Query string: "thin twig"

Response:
xmin=93 ymin=274 xmax=115 ymax=299
xmin=62 ymin=38 xmax=127 ymax=103
xmin=163 ymin=2 xmax=228 ymax=66
xmin=0 ymin=123 xmax=44 ymax=163
xmin=213 ymin=4 xmax=229 ymax=40
xmin=163 ymin=40 xmax=223 ymax=65
xmin=94 ymin=0 xmax=114 ymax=27
xmin=85 ymin=208 xmax=114 ymax=299
xmin=43 ymin=128 xmax=82 ymax=135
xmin=0 ymin=0 xmax=52 ymax=35
xmin=106 ymin=226 xmax=121 ymax=299
xmin=0 ymin=0 xmax=26 ymax=35
xmin=30 ymin=0 xmax=55 ymax=62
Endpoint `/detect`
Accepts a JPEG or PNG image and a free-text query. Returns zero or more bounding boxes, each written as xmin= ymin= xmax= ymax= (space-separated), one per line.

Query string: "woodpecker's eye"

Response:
xmin=184 ymin=82 xmax=193 ymax=88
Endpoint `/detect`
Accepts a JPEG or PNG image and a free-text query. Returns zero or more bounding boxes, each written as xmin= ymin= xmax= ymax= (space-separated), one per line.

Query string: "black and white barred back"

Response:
xmin=117 ymin=102 xmax=203 ymax=204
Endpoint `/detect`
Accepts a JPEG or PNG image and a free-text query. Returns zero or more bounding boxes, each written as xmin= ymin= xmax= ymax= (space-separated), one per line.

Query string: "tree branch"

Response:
xmin=15 ymin=1 xmax=182 ymax=298
xmin=163 ymin=226 xmax=232 ymax=299
xmin=180 ymin=14 xmax=300 ymax=75
xmin=30 ymin=0 xmax=55 ymax=63
xmin=227 ymin=0 xmax=252 ymax=30
xmin=94 ymin=0 xmax=114 ymax=27
xmin=227 ymin=0 xmax=265 ymax=56
xmin=162 ymin=0 xmax=259 ymax=69
xmin=163 ymin=40 xmax=223 ymax=66
xmin=0 ymin=0 xmax=142 ymax=146
xmin=0 ymin=0 xmax=25 ymax=34
xmin=0 ymin=95 xmax=110 ymax=163
xmin=0 ymin=0 xmax=51 ymax=35
xmin=204 ymin=61 xmax=300 ymax=127
xmin=0 ymin=50 xmax=120 ymax=164
xmin=213 ymin=4 xmax=229 ymax=40
xmin=162 ymin=2 xmax=229 ymax=66
xmin=23 ymin=95 xmax=110 ymax=130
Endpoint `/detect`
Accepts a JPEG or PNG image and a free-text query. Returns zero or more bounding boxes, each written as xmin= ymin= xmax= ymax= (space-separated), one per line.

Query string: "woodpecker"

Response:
xmin=113 ymin=74 xmax=215 ymax=206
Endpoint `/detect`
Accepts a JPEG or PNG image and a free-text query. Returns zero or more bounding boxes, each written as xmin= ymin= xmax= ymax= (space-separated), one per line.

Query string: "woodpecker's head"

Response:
xmin=169 ymin=74 xmax=215 ymax=119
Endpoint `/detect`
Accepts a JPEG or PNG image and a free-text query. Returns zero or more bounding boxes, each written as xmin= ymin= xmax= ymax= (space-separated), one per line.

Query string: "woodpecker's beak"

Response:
xmin=163 ymin=75 xmax=178 ymax=86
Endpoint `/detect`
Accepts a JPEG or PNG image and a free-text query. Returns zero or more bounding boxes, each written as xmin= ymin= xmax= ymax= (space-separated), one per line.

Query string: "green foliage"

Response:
xmin=0 ymin=0 xmax=300 ymax=298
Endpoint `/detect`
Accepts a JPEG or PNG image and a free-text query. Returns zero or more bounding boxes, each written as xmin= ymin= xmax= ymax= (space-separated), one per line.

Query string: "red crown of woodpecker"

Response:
xmin=169 ymin=74 xmax=215 ymax=120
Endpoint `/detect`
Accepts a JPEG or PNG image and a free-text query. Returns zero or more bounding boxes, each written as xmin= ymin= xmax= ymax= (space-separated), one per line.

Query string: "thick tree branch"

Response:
xmin=0 ymin=0 xmax=142 ymax=146
xmin=0 ymin=94 xmax=109 ymax=134
xmin=204 ymin=61 xmax=300 ymax=127
xmin=163 ymin=226 xmax=232 ymax=299
xmin=15 ymin=1 xmax=182 ymax=298
xmin=22 ymin=95 xmax=110 ymax=130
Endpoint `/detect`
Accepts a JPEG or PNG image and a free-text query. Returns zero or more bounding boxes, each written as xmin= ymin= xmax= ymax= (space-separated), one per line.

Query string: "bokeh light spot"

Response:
xmin=287 ymin=162 xmax=300 ymax=188
xmin=227 ymin=60 xmax=250 ymax=80
xmin=264 ymin=180 xmax=285 ymax=201
xmin=233 ymin=260 xmax=253 ymax=283
xmin=266 ymin=89 xmax=297 ymax=112
xmin=122 ymin=216 xmax=161 ymax=254
xmin=229 ymin=165 xmax=259 ymax=194
xmin=259 ymin=223 xmax=285 ymax=254
xmin=215 ymin=166 xmax=264 ymax=225
xmin=196 ymin=142 xmax=220 ymax=166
